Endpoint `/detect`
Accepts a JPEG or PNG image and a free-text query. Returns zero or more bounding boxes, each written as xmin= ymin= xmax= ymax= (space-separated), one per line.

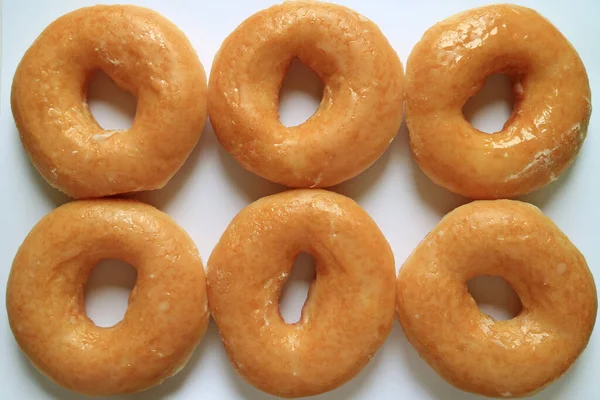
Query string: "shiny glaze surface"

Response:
xmin=6 ymin=200 xmax=209 ymax=395
xmin=396 ymin=200 xmax=597 ymax=398
xmin=11 ymin=5 xmax=207 ymax=198
xmin=207 ymin=190 xmax=396 ymax=397
xmin=208 ymin=1 xmax=403 ymax=188
xmin=405 ymin=4 xmax=591 ymax=199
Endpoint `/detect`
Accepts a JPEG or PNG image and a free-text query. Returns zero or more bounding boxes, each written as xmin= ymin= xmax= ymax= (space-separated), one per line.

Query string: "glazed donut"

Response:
xmin=405 ymin=5 xmax=591 ymax=199
xmin=207 ymin=189 xmax=395 ymax=397
xmin=11 ymin=5 xmax=207 ymax=199
xmin=396 ymin=200 xmax=597 ymax=398
xmin=208 ymin=1 xmax=403 ymax=188
xmin=6 ymin=200 xmax=209 ymax=396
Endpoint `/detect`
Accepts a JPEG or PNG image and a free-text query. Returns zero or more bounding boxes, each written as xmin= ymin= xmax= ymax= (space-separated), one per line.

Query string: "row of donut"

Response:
xmin=12 ymin=2 xmax=590 ymax=200
xmin=7 ymin=191 xmax=597 ymax=398
xmin=7 ymin=1 xmax=595 ymax=399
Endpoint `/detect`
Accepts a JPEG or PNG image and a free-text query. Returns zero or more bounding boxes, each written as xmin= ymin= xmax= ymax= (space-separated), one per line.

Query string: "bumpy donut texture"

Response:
xmin=208 ymin=1 xmax=403 ymax=188
xmin=397 ymin=200 xmax=597 ymax=398
xmin=405 ymin=4 xmax=591 ymax=199
xmin=6 ymin=200 xmax=209 ymax=396
xmin=11 ymin=5 xmax=207 ymax=199
xmin=207 ymin=189 xmax=396 ymax=397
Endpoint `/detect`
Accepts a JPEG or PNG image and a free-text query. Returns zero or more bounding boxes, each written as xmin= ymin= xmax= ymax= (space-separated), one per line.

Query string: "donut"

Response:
xmin=11 ymin=5 xmax=207 ymax=199
xmin=6 ymin=199 xmax=209 ymax=396
xmin=207 ymin=189 xmax=395 ymax=397
xmin=208 ymin=1 xmax=403 ymax=188
xmin=405 ymin=5 xmax=591 ymax=199
xmin=396 ymin=200 xmax=597 ymax=398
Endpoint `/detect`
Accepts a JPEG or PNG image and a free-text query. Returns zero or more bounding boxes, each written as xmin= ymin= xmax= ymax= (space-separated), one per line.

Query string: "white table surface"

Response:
xmin=1 ymin=0 xmax=599 ymax=399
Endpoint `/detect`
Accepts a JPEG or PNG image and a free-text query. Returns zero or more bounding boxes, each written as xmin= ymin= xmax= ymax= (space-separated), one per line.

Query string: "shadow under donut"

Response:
xmin=330 ymin=125 xmax=400 ymax=204
xmin=18 ymin=143 xmax=71 ymax=208
xmin=392 ymin=301 xmax=584 ymax=400
xmin=16 ymin=345 xmax=85 ymax=400
xmin=13 ymin=303 xmax=214 ymax=400
xmin=404 ymin=119 xmax=470 ymax=218
xmin=126 ymin=320 xmax=219 ymax=400
xmin=129 ymin=120 xmax=211 ymax=210
xmin=516 ymin=154 xmax=579 ymax=210
xmin=215 ymin=131 xmax=287 ymax=203
xmin=220 ymin=328 xmax=388 ymax=400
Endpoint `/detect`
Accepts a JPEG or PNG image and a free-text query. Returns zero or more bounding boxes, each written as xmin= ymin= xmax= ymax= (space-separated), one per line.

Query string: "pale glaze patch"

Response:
xmin=405 ymin=5 xmax=591 ymax=199
xmin=208 ymin=1 xmax=403 ymax=188
xmin=11 ymin=5 xmax=207 ymax=198
xmin=207 ymin=190 xmax=396 ymax=397
xmin=6 ymin=200 xmax=210 ymax=395
xmin=396 ymin=200 xmax=597 ymax=398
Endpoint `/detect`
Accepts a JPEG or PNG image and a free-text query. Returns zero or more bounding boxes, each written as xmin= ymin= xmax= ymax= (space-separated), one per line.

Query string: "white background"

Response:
xmin=1 ymin=0 xmax=599 ymax=399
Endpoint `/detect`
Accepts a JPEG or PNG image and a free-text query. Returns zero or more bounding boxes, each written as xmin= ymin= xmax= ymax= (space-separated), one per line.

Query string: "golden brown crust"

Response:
xmin=207 ymin=189 xmax=396 ymax=397
xmin=405 ymin=5 xmax=591 ymax=199
xmin=396 ymin=200 xmax=597 ymax=398
xmin=208 ymin=1 xmax=403 ymax=188
xmin=6 ymin=199 xmax=209 ymax=396
xmin=11 ymin=5 xmax=207 ymax=199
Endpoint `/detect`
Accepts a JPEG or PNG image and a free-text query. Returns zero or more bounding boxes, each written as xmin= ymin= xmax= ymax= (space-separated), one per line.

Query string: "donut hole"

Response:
xmin=278 ymin=58 xmax=324 ymax=127
xmin=467 ymin=275 xmax=522 ymax=320
xmin=462 ymin=74 xmax=515 ymax=134
xmin=279 ymin=252 xmax=316 ymax=323
xmin=85 ymin=259 xmax=137 ymax=327
xmin=87 ymin=70 xmax=136 ymax=130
